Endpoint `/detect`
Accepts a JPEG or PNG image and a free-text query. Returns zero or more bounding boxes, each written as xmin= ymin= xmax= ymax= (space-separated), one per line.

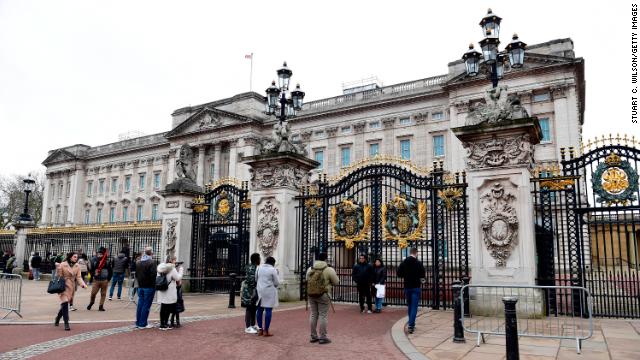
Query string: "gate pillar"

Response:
xmin=453 ymin=116 xmax=541 ymax=287
xmin=159 ymin=176 xmax=203 ymax=272
xmin=243 ymin=152 xmax=318 ymax=301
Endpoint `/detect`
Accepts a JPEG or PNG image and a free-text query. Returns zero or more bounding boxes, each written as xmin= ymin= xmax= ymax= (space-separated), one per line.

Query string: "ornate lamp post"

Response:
xmin=18 ymin=175 xmax=35 ymax=223
xmin=462 ymin=9 xmax=527 ymax=88
xmin=265 ymin=62 xmax=305 ymax=125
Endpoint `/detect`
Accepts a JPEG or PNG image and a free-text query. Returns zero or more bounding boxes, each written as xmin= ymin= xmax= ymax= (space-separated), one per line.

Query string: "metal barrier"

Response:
xmin=460 ymin=284 xmax=593 ymax=353
xmin=0 ymin=274 xmax=23 ymax=319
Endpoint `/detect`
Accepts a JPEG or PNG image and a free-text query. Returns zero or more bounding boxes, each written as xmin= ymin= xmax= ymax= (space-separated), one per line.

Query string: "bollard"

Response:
xmin=452 ymin=282 xmax=465 ymax=343
xmin=462 ymin=276 xmax=470 ymax=317
xmin=502 ymin=296 xmax=519 ymax=360
xmin=228 ymin=273 xmax=237 ymax=309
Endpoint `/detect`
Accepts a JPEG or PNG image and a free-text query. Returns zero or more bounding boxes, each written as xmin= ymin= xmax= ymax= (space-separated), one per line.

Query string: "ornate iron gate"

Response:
xmin=296 ymin=161 xmax=469 ymax=309
xmin=190 ymin=181 xmax=251 ymax=292
xmin=533 ymin=139 xmax=640 ymax=318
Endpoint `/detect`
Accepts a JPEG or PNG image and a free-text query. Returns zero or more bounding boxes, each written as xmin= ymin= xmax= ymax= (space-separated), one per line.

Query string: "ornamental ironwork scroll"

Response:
xmin=480 ymin=183 xmax=518 ymax=267
xmin=381 ymin=194 xmax=427 ymax=249
xmin=331 ymin=198 xmax=371 ymax=249
xmin=592 ymin=152 xmax=639 ymax=205
xmin=437 ymin=187 xmax=464 ymax=210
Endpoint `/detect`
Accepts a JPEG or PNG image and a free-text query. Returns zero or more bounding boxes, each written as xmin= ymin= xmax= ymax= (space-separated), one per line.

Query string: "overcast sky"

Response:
xmin=1 ymin=0 xmax=638 ymax=176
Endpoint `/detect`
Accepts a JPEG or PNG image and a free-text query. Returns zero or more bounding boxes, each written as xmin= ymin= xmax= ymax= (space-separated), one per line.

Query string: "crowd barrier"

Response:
xmin=0 ymin=273 xmax=23 ymax=319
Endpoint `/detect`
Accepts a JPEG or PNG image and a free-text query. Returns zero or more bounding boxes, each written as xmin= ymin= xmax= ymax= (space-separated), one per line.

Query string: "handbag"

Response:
xmin=47 ymin=275 xmax=66 ymax=294
xmin=374 ymin=284 xmax=385 ymax=298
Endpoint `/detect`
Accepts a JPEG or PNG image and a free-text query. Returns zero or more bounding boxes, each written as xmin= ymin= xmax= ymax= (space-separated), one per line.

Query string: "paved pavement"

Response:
xmin=406 ymin=311 xmax=640 ymax=360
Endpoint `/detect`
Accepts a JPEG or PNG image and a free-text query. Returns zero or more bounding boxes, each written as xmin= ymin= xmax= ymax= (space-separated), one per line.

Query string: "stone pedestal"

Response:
xmin=453 ymin=118 xmax=541 ymax=286
xmin=13 ymin=220 xmax=35 ymax=274
xmin=159 ymin=180 xmax=203 ymax=270
xmin=243 ymin=152 xmax=318 ymax=301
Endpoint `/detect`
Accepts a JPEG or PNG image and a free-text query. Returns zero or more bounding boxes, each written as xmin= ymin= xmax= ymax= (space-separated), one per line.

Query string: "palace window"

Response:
xmin=341 ymin=147 xmax=351 ymax=167
xmin=96 ymin=208 xmax=103 ymax=224
xmin=136 ymin=205 xmax=143 ymax=222
xmin=153 ymin=172 xmax=161 ymax=189
xmin=139 ymin=173 xmax=146 ymax=191
xmin=87 ymin=181 xmax=93 ymax=196
xmin=111 ymin=178 xmax=118 ymax=193
xmin=432 ymin=112 xmax=444 ymax=121
xmin=99 ymin=179 xmax=105 ymax=194
xmin=369 ymin=121 xmax=381 ymax=129
xmin=123 ymin=206 xmax=129 ymax=222
xmin=313 ymin=130 xmax=325 ymax=138
xmin=209 ymin=163 xmax=215 ymax=181
xmin=533 ymin=92 xmax=550 ymax=102
xmin=399 ymin=117 xmax=411 ymax=125
xmin=66 ymin=182 xmax=71 ymax=198
xmin=341 ymin=126 xmax=352 ymax=134
xmin=314 ymin=150 xmax=324 ymax=169
xmin=125 ymin=176 xmax=131 ymax=192
xmin=152 ymin=204 xmax=159 ymax=221
xmin=539 ymin=118 xmax=551 ymax=143
xmin=369 ymin=143 xmax=379 ymax=157
xmin=84 ymin=210 xmax=90 ymax=224
xmin=59 ymin=183 xmax=63 ymax=199
xmin=109 ymin=207 xmax=116 ymax=223
xmin=50 ymin=183 xmax=55 ymax=200
xmin=400 ymin=139 xmax=411 ymax=160
xmin=433 ymin=135 xmax=445 ymax=157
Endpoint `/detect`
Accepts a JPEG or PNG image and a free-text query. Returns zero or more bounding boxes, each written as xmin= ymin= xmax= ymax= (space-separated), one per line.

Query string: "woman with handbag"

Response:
xmin=240 ymin=253 xmax=260 ymax=334
xmin=255 ymin=256 xmax=279 ymax=337
xmin=54 ymin=252 xmax=87 ymax=330
xmin=373 ymin=258 xmax=387 ymax=313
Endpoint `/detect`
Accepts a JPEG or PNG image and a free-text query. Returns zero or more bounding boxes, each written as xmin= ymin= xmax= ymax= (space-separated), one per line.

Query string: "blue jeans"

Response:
xmin=109 ymin=272 xmax=125 ymax=298
xmin=256 ymin=307 xmax=272 ymax=331
xmin=32 ymin=268 xmax=41 ymax=280
xmin=404 ymin=288 xmax=421 ymax=328
xmin=375 ymin=297 xmax=383 ymax=310
xmin=136 ymin=288 xmax=155 ymax=327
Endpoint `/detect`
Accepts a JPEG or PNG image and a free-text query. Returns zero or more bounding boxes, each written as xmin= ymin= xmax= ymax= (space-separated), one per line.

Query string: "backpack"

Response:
xmin=155 ymin=274 xmax=170 ymax=291
xmin=307 ymin=267 xmax=328 ymax=298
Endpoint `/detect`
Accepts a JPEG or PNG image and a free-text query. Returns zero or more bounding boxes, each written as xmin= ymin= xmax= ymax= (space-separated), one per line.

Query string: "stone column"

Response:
xmin=40 ymin=174 xmax=51 ymax=225
xmin=453 ymin=118 xmax=541 ymax=286
xmin=243 ymin=152 xmax=318 ymax=301
xmin=228 ymin=141 xmax=238 ymax=178
xmin=213 ymin=144 xmax=222 ymax=180
xmin=13 ymin=220 xmax=35 ymax=273
xmin=196 ymin=145 xmax=206 ymax=186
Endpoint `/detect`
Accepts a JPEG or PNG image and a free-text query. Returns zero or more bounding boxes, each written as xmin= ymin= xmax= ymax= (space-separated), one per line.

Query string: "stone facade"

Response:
xmin=41 ymin=38 xmax=585 ymax=227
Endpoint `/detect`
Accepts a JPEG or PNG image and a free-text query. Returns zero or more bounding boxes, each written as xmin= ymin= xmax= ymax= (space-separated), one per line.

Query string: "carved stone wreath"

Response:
xmin=257 ymin=200 xmax=279 ymax=257
xmin=480 ymin=183 xmax=518 ymax=267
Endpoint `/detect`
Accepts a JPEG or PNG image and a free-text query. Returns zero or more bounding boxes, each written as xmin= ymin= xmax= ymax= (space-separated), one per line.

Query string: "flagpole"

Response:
xmin=249 ymin=52 xmax=253 ymax=92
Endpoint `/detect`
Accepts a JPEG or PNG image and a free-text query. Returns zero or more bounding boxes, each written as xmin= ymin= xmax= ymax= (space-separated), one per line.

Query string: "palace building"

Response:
xmin=40 ymin=38 xmax=585 ymax=227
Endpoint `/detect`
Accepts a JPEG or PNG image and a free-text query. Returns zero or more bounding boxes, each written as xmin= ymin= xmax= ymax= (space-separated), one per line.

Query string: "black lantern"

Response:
xmin=494 ymin=53 xmax=505 ymax=80
xmin=462 ymin=44 xmax=481 ymax=76
xmin=19 ymin=175 xmax=35 ymax=222
xmin=265 ymin=81 xmax=280 ymax=113
xmin=479 ymin=35 xmax=500 ymax=64
xmin=277 ymin=62 xmax=293 ymax=90
xmin=505 ymin=33 xmax=527 ymax=68
xmin=479 ymin=8 xmax=501 ymax=39
xmin=290 ymin=83 xmax=305 ymax=110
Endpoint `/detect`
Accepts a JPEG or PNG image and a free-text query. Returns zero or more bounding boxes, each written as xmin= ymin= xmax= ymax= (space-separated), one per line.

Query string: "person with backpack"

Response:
xmin=31 ymin=252 xmax=42 ymax=280
xmin=135 ymin=247 xmax=156 ymax=329
xmin=240 ymin=253 xmax=260 ymax=334
xmin=306 ymin=252 xmax=339 ymax=344
xmin=87 ymin=247 xmax=113 ymax=311
xmin=373 ymin=258 xmax=387 ymax=313
xmin=396 ymin=247 xmax=426 ymax=334
xmin=156 ymin=255 xmax=183 ymax=330
xmin=5 ymin=252 xmax=16 ymax=274
xmin=351 ymin=254 xmax=375 ymax=314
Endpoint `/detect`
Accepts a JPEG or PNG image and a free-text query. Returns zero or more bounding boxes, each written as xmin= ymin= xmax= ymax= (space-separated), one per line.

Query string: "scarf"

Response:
xmin=96 ymin=250 xmax=108 ymax=274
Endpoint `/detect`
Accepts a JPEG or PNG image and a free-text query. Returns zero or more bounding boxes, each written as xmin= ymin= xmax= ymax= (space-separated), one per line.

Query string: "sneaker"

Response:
xmin=367 ymin=310 xmax=372 ymax=314
xmin=70 ymin=306 xmax=77 ymax=311
xmin=407 ymin=327 xmax=415 ymax=334
xmin=360 ymin=309 xmax=365 ymax=314
xmin=318 ymin=339 xmax=332 ymax=344
xmin=245 ymin=327 xmax=258 ymax=334
xmin=310 ymin=338 xmax=319 ymax=343
xmin=159 ymin=327 xmax=169 ymax=331
xmin=252 ymin=325 xmax=260 ymax=331
xmin=145 ymin=324 xmax=154 ymax=329
xmin=108 ymin=297 xmax=112 ymax=301
xmin=117 ymin=297 xmax=121 ymax=300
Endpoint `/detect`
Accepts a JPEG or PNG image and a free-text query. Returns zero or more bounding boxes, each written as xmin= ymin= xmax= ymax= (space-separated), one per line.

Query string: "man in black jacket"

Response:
xmin=135 ymin=247 xmax=156 ymax=329
xmin=351 ymin=254 xmax=374 ymax=313
xmin=396 ymin=247 xmax=426 ymax=333
xmin=87 ymin=247 xmax=113 ymax=311
xmin=30 ymin=252 xmax=42 ymax=281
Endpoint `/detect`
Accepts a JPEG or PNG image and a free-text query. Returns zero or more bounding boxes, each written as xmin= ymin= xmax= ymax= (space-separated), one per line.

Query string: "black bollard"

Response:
xmin=228 ymin=273 xmax=237 ymax=309
xmin=502 ymin=296 xmax=519 ymax=360
xmin=462 ymin=276 xmax=470 ymax=317
xmin=452 ymin=282 xmax=466 ymax=343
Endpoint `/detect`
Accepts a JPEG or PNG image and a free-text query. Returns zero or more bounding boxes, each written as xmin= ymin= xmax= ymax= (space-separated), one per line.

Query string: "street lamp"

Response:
xmin=19 ymin=174 xmax=35 ymax=222
xmin=462 ymin=9 xmax=527 ymax=88
xmin=265 ymin=62 xmax=305 ymax=124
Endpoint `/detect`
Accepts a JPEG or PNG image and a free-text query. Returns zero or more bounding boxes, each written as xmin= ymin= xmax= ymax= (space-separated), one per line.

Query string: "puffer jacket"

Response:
xmin=90 ymin=255 xmax=113 ymax=281
xmin=112 ymin=253 xmax=129 ymax=273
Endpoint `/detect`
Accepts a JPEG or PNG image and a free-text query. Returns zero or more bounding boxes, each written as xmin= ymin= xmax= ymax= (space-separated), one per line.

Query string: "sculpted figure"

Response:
xmin=176 ymin=144 xmax=196 ymax=181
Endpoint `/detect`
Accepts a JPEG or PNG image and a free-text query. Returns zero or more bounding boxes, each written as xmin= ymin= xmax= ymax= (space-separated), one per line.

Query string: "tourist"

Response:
xmin=109 ymin=251 xmax=129 ymax=300
xmin=241 ymin=253 xmax=260 ymax=334
xmin=396 ymin=247 xmax=426 ymax=334
xmin=156 ymin=255 xmax=183 ymax=330
xmin=256 ymin=256 xmax=279 ymax=336
xmin=373 ymin=258 xmax=387 ymax=313
xmin=135 ymin=247 xmax=156 ymax=329
xmin=54 ymin=251 xmax=87 ymax=331
xmin=351 ymin=254 xmax=374 ymax=313
xmin=87 ymin=247 xmax=113 ymax=311
xmin=4 ymin=252 xmax=16 ymax=274
xmin=77 ymin=254 xmax=89 ymax=283
xmin=170 ymin=276 xmax=184 ymax=328
xmin=0 ymin=251 xmax=9 ymax=274
xmin=31 ymin=252 xmax=42 ymax=281
xmin=306 ymin=252 xmax=339 ymax=344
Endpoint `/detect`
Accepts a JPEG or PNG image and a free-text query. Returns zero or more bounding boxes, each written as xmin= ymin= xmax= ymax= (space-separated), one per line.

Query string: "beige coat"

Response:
xmin=56 ymin=262 xmax=85 ymax=303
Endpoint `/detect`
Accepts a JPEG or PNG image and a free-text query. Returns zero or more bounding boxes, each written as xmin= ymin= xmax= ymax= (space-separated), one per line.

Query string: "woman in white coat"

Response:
xmin=255 ymin=256 xmax=279 ymax=336
xmin=156 ymin=255 xmax=183 ymax=330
